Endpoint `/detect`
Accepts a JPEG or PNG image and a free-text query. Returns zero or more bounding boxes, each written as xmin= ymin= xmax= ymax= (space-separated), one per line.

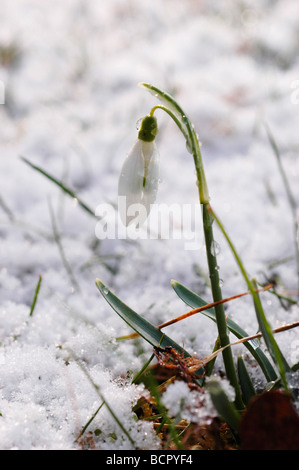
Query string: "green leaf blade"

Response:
xmin=21 ymin=156 xmax=95 ymax=217
xmin=95 ymin=279 xmax=205 ymax=381
xmin=171 ymin=280 xmax=277 ymax=382
xmin=237 ymin=356 xmax=256 ymax=406
xmin=206 ymin=379 xmax=241 ymax=433
xmin=96 ymin=279 xmax=206 ymax=383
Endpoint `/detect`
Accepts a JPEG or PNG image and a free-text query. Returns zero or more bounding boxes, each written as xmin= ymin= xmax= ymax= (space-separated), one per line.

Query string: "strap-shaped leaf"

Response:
xmin=21 ymin=156 xmax=95 ymax=217
xmin=206 ymin=379 xmax=241 ymax=432
xmin=171 ymin=280 xmax=277 ymax=382
xmin=237 ymin=356 xmax=256 ymax=406
xmin=95 ymin=279 xmax=205 ymax=380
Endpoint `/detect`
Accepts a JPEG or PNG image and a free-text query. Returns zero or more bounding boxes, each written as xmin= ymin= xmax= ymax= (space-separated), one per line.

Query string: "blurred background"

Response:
xmin=0 ymin=0 xmax=299 ymax=300
xmin=1 ymin=0 xmax=298 ymax=179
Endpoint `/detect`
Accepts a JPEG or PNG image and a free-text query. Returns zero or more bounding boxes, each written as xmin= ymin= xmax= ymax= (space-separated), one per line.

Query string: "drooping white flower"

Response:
xmin=118 ymin=115 xmax=159 ymax=227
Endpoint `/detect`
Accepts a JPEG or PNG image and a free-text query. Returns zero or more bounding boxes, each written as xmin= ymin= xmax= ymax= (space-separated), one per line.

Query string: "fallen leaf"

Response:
xmin=239 ymin=390 xmax=299 ymax=450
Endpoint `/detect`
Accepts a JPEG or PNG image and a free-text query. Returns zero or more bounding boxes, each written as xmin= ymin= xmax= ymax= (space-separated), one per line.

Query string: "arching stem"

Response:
xmin=145 ymin=85 xmax=243 ymax=408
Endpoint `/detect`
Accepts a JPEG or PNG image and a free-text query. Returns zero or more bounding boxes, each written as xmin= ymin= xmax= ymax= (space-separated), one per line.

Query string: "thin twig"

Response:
xmin=187 ymin=320 xmax=299 ymax=372
xmin=119 ymin=284 xmax=273 ymax=340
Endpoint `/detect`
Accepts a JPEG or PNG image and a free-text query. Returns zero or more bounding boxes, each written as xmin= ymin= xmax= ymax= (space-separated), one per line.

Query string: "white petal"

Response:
xmin=140 ymin=141 xmax=160 ymax=211
xmin=118 ymin=139 xmax=160 ymax=227
xmin=118 ymin=140 xmax=144 ymax=226
xmin=118 ymin=140 xmax=144 ymax=196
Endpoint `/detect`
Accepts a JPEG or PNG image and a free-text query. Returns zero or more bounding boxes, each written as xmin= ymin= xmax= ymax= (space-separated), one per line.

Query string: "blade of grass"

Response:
xmin=48 ymin=199 xmax=80 ymax=292
xmin=205 ymin=336 xmax=221 ymax=377
xmin=131 ymin=353 xmax=155 ymax=384
xmin=0 ymin=192 xmax=54 ymax=240
xmin=256 ymin=280 xmax=297 ymax=307
xmin=265 ymin=123 xmax=299 ymax=299
xmin=132 ymin=334 xmax=166 ymax=384
xmin=252 ymin=278 xmax=291 ymax=373
xmin=96 ymin=279 xmax=187 ymax=354
xmin=95 ymin=279 xmax=205 ymax=380
xmin=119 ymin=283 xmax=273 ymax=340
xmin=206 ymin=379 xmax=241 ymax=432
xmin=21 ymin=156 xmax=95 ymax=217
xmin=0 ymin=194 xmax=15 ymax=221
xmin=29 ymin=274 xmax=42 ymax=317
xmin=76 ymin=401 xmax=105 ymax=441
xmin=142 ymin=370 xmax=184 ymax=450
xmin=206 ymin=203 xmax=290 ymax=392
xmin=68 ymin=348 xmax=136 ymax=448
xmin=237 ymin=356 xmax=256 ymax=406
xmin=171 ymin=280 xmax=277 ymax=382
xmin=187 ymin=321 xmax=299 ymax=373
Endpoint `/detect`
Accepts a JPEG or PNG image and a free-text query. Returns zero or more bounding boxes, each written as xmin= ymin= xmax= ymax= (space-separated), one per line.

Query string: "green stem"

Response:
xmin=146 ymin=85 xmax=243 ymax=408
xmin=149 ymin=105 xmax=189 ymax=141
xmin=202 ymin=203 xmax=243 ymax=408
xmin=143 ymin=82 xmax=209 ymax=203
xmin=207 ymin=204 xmax=290 ymax=393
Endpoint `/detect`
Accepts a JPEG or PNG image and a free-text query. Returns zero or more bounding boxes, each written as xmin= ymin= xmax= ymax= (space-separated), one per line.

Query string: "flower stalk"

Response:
xmin=140 ymin=83 xmax=244 ymax=408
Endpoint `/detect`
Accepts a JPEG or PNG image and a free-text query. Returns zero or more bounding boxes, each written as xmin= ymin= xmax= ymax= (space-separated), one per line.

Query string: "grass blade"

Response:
xmin=131 ymin=352 xmax=155 ymax=384
xmin=119 ymin=284 xmax=273 ymax=338
xmin=206 ymin=204 xmax=290 ymax=391
xmin=29 ymin=274 xmax=42 ymax=317
xmin=21 ymin=156 xmax=95 ymax=217
xmin=69 ymin=349 xmax=136 ymax=447
xmin=204 ymin=337 xmax=221 ymax=377
xmin=142 ymin=371 xmax=184 ymax=450
xmin=0 ymin=193 xmax=15 ymax=221
xmin=265 ymin=123 xmax=299 ymax=298
xmin=237 ymin=356 xmax=256 ymax=406
xmin=76 ymin=401 xmax=105 ymax=441
xmin=252 ymin=279 xmax=291 ymax=373
xmin=206 ymin=379 xmax=241 ymax=432
xmin=48 ymin=199 xmax=80 ymax=292
xmin=95 ymin=279 xmax=205 ymax=380
xmin=171 ymin=280 xmax=277 ymax=382
xmin=96 ymin=279 xmax=189 ymax=354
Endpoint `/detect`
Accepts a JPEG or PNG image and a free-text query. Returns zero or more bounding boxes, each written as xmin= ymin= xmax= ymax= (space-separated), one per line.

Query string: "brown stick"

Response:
xmin=187 ymin=320 xmax=299 ymax=371
xmin=118 ymin=284 xmax=274 ymax=341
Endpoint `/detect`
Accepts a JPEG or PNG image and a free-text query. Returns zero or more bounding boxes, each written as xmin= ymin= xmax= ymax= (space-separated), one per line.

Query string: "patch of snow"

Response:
xmin=0 ymin=0 xmax=298 ymax=449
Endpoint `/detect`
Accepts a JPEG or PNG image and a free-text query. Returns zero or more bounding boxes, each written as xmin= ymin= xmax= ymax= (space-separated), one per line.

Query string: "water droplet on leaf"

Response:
xmin=186 ymin=140 xmax=192 ymax=154
xmin=136 ymin=118 xmax=143 ymax=130
xmin=211 ymin=240 xmax=221 ymax=256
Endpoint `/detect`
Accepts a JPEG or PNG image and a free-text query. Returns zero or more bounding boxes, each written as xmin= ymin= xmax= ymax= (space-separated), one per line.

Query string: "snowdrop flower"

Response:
xmin=118 ymin=114 xmax=159 ymax=227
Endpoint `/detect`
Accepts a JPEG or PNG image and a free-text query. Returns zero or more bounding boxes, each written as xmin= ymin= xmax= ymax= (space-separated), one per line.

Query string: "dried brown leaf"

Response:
xmin=239 ymin=390 xmax=299 ymax=450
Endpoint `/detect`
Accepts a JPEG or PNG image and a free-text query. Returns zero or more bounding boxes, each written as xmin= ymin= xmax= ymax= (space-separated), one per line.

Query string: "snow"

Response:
xmin=0 ymin=0 xmax=299 ymax=450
